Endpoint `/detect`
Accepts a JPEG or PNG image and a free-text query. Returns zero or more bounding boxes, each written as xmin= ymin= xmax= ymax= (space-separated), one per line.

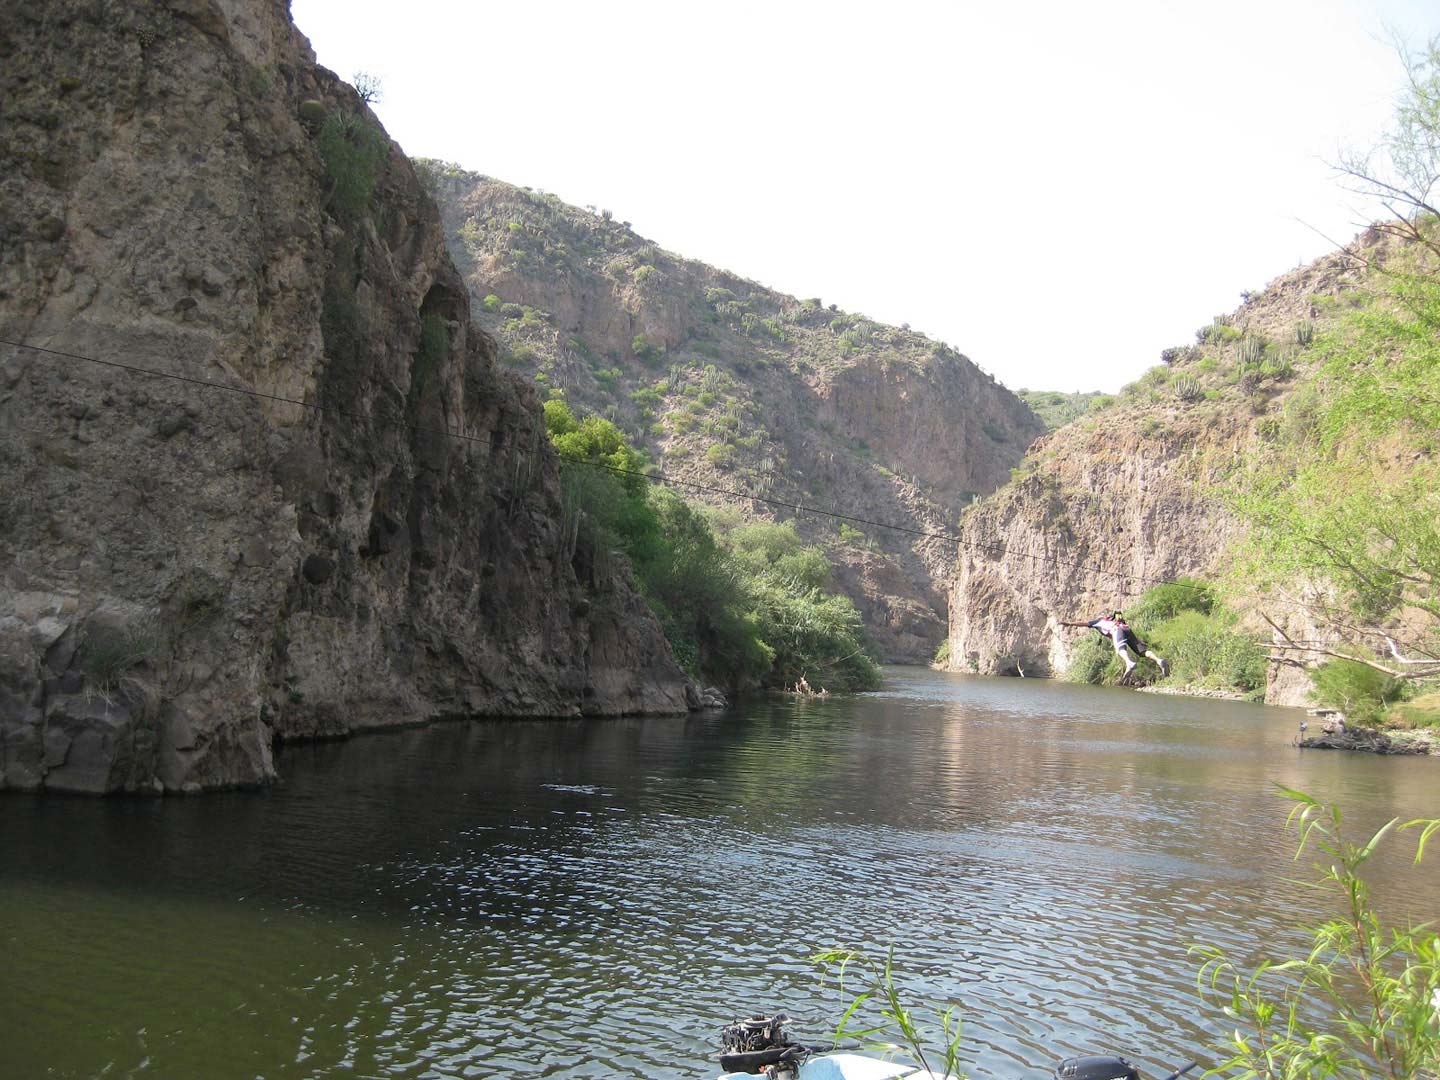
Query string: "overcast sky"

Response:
xmin=290 ymin=0 xmax=1435 ymax=393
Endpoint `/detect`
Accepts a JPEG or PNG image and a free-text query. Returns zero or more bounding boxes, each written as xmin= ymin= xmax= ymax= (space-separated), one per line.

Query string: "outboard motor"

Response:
xmin=1054 ymin=1057 xmax=1141 ymax=1080
xmin=1056 ymin=1055 xmax=1198 ymax=1080
xmin=719 ymin=1014 xmax=810 ymax=1078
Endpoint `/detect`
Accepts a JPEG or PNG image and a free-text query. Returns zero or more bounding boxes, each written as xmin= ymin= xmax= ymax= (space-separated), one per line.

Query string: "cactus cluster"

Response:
xmin=1237 ymin=335 xmax=1265 ymax=366
xmin=1262 ymin=348 xmax=1295 ymax=379
xmin=1295 ymin=319 xmax=1314 ymax=346
xmin=1172 ymin=373 xmax=1204 ymax=402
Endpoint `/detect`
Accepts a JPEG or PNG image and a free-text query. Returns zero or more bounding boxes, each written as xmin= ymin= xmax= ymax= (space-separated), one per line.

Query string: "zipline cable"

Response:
xmin=2 ymin=336 xmax=1207 ymax=597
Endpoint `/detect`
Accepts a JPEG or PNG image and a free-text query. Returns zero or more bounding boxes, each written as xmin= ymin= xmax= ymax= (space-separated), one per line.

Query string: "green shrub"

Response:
xmin=632 ymin=334 xmax=663 ymax=366
xmin=543 ymin=405 xmax=878 ymax=692
xmin=932 ymin=638 xmax=950 ymax=667
xmin=1387 ymin=690 xmax=1440 ymax=729
xmin=1309 ymin=658 xmax=1404 ymax=726
xmin=1065 ymin=631 xmax=1122 ymax=684
xmin=481 ymin=294 xmax=501 ymax=313
xmin=80 ymin=616 xmax=164 ymax=698
xmin=1149 ymin=610 xmax=1265 ymax=696
xmin=1126 ymin=578 xmax=1214 ymax=621
xmin=1237 ymin=334 xmax=1265 ymax=366
xmin=315 ymin=113 xmax=388 ymax=221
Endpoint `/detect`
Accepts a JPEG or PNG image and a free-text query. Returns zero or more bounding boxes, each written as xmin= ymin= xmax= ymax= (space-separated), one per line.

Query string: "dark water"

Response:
xmin=3 ymin=668 xmax=1437 ymax=1079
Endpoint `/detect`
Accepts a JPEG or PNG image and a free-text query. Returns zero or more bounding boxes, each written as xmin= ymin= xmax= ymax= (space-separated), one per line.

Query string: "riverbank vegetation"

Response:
xmin=1223 ymin=37 xmax=1440 ymax=727
xmin=544 ymin=400 xmax=881 ymax=693
xmin=1065 ymin=578 xmax=1267 ymax=698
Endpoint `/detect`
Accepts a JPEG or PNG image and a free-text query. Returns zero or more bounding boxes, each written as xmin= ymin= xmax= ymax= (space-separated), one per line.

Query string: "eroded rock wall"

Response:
xmin=0 ymin=0 xmax=689 ymax=794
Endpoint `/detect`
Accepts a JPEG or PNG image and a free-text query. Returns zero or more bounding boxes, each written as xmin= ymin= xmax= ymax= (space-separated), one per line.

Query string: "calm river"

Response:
xmin=3 ymin=668 xmax=1437 ymax=1078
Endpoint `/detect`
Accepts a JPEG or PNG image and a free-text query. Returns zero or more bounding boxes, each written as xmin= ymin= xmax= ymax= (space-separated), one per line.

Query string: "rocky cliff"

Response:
xmin=421 ymin=169 xmax=1046 ymax=661
xmin=948 ymin=240 xmax=1379 ymax=702
xmin=0 ymin=0 xmax=690 ymax=795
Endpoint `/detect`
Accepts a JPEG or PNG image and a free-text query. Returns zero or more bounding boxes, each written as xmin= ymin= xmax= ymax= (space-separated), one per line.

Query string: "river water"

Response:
xmin=3 ymin=668 xmax=1437 ymax=1079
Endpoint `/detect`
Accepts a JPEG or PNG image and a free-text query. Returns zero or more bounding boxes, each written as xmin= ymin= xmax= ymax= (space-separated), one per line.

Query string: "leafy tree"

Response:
xmin=1336 ymin=34 xmax=1440 ymax=259
xmin=1227 ymin=268 xmax=1440 ymax=693
xmin=1194 ymin=790 xmax=1440 ymax=1080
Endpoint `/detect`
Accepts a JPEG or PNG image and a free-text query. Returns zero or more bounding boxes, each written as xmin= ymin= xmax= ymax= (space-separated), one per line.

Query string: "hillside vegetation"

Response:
xmin=415 ymin=164 xmax=1045 ymax=661
xmin=1015 ymin=389 xmax=1113 ymax=431
xmin=544 ymin=400 xmax=881 ymax=693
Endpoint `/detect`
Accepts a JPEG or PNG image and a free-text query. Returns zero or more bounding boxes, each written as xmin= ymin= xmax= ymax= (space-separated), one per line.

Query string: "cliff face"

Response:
xmin=0 ymin=0 xmax=689 ymax=795
xmin=424 ymin=171 xmax=1045 ymax=660
xmin=948 ymin=243 xmax=1375 ymax=701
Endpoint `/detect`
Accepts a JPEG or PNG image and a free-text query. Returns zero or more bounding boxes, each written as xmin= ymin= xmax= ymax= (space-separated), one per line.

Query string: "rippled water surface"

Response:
xmin=3 ymin=668 xmax=1438 ymax=1078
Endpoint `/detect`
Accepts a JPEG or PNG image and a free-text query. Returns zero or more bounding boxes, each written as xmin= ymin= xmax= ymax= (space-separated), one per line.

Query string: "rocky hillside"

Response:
xmin=947 ymin=235 xmax=1384 ymax=702
xmin=418 ymin=167 xmax=1045 ymax=661
xmin=0 ymin=0 xmax=691 ymax=795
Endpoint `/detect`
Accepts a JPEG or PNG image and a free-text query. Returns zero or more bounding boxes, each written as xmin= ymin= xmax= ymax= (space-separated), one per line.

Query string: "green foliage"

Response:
xmin=544 ymin=399 xmax=647 ymax=496
xmin=632 ymin=333 xmax=663 ymax=366
xmin=1388 ymin=690 xmax=1440 ymax=729
xmin=298 ymin=99 xmax=327 ymax=126
xmin=1067 ymin=580 xmax=1263 ymax=695
xmin=80 ymin=615 xmax=165 ymax=702
xmin=1227 ymin=269 xmax=1440 ymax=657
xmin=1309 ymin=658 xmax=1404 ymax=726
xmin=544 ymin=403 xmax=879 ymax=692
xmin=811 ymin=948 xmax=968 ymax=1079
xmin=1295 ymin=319 xmax=1315 ymax=346
xmin=1065 ymin=631 xmax=1123 ymax=685
xmin=1126 ymin=578 xmax=1214 ymax=621
xmin=932 ymin=638 xmax=950 ymax=667
xmin=315 ymin=113 xmax=387 ymax=221
xmin=1194 ymin=790 xmax=1440 ymax=1080
xmin=1237 ymin=334 xmax=1266 ymax=366
xmin=1150 ymin=610 xmax=1266 ymax=697
xmin=481 ymin=294 xmax=502 ymax=313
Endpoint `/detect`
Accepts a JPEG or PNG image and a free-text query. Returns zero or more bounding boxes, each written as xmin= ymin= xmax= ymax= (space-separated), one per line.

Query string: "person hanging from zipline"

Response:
xmin=1060 ymin=610 xmax=1169 ymax=685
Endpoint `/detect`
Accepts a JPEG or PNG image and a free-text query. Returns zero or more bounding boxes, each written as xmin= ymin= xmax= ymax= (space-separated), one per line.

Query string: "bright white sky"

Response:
xmin=291 ymin=0 xmax=1435 ymax=393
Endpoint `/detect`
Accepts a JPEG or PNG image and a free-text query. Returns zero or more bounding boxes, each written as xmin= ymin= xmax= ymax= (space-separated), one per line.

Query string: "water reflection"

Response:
xmin=1 ymin=668 xmax=1435 ymax=1078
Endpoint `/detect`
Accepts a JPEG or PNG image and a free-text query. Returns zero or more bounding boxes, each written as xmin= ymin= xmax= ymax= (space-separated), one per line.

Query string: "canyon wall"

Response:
xmin=0 ymin=0 xmax=690 ymax=794
xmin=426 ymin=172 xmax=1045 ymax=660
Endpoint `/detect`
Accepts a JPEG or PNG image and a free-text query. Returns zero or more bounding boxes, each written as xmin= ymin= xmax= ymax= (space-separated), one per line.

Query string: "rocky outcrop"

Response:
xmin=0 ymin=0 xmax=689 ymax=794
xmin=947 ymin=245 xmax=1376 ymax=701
xmin=423 ymin=172 xmax=1045 ymax=660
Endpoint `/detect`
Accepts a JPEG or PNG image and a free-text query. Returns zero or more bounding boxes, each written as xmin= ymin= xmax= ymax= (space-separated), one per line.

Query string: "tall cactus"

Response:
xmin=1238 ymin=335 xmax=1265 ymax=366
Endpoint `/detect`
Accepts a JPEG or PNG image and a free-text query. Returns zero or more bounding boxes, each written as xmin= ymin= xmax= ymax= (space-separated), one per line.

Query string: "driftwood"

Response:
xmin=1299 ymin=730 xmax=1434 ymax=755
